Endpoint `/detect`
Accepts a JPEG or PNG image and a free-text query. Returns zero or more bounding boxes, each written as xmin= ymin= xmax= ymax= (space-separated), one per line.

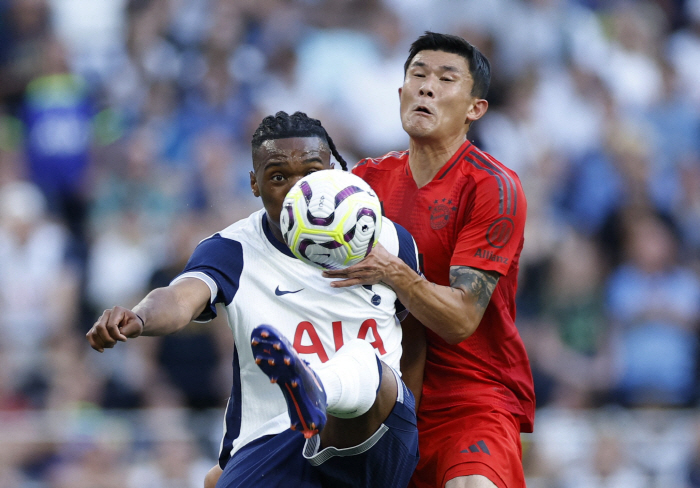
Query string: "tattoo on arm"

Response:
xmin=449 ymin=266 xmax=500 ymax=311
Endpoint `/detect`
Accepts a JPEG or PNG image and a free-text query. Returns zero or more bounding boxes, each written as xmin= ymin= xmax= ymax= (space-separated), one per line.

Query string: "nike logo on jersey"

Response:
xmin=275 ymin=286 xmax=304 ymax=296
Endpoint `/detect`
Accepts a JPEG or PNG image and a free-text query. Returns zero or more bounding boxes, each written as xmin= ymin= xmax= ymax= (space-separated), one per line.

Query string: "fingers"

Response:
xmin=329 ymin=278 xmax=364 ymax=288
xmin=322 ymin=269 xmax=345 ymax=278
xmin=86 ymin=307 xmax=131 ymax=352
xmin=106 ymin=309 xmax=129 ymax=343
xmin=86 ymin=310 xmax=110 ymax=353
xmin=323 ymin=266 xmax=363 ymax=282
xmin=120 ymin=320 xmax=144 ymax=338
xmin=323 ymin=266 xmax=381 ymax=288
xmin=322 ymin=267 xmax=355 ymax=278
xmin=323 ymin=260 xmax=371 ymax=278
xmin=325 ymin=243 xmax=397 ymax=286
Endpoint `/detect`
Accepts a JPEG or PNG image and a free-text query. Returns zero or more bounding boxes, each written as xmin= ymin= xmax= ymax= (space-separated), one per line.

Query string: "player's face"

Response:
xmin=251 ymin=136 xmax=332 ymax=237
xmin=399 ymin=50 xmax=485 ymax=143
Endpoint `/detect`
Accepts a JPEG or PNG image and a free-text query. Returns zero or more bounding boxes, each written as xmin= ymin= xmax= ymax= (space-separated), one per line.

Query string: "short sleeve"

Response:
xmin=171 ymin=234 xmax=244 ymax=322
xmin=451 ymin=172 xmax=526 ymax=275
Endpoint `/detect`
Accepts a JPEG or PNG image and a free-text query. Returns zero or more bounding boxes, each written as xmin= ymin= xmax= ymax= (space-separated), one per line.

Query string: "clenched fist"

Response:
xmin=86 ymin=306 xmax=144 ymax=352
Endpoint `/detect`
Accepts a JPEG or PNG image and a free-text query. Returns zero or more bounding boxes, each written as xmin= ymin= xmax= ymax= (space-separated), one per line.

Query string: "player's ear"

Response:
xmin=250 ymin=171 xmax=260 ymax=197
xmin=398 ymin=87 xmax=402 ymax=98
xmin=465 ymin=98 xmax=488 ymax=124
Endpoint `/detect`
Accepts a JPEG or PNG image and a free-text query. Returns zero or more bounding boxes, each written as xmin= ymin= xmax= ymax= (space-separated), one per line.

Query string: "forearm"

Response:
xmin=87 ymin=277 xmax=211 ymax=352
xmin=324 ymin=244 xmax=496 ymax=344
xmin=133 ymin=286 xmax=206 ymax=336
xmin=383 ymin=263 xmax=482 ymax=344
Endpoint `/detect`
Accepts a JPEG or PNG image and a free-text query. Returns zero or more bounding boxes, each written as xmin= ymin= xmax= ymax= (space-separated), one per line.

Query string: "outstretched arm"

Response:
xmin=86 ymin=277 xmax=211 ymax=352
xmin=324 ymin=243 xmax=499 ymax=344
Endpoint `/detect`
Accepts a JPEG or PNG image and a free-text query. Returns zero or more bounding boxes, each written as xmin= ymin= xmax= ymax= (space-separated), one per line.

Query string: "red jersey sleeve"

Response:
xmin=451 ymin=170 xmax=526 ymax=276
xmin=351 ymin=160 xmax=368 ymax=178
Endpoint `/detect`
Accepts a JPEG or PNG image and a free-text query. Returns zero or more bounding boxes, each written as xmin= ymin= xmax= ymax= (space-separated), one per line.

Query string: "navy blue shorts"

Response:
xmin=216 ymin=370 xmax=419 ymax=488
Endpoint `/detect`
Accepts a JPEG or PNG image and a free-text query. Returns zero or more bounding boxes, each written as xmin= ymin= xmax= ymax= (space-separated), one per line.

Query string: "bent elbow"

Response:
xmin=443 ymin=332 xmax=470 ymax=345
xmin=440 ymin=322 xmax=478 ymax=345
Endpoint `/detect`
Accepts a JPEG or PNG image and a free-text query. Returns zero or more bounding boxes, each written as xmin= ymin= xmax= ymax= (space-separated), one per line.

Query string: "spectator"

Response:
xmin=0 ymin=180 xmax=80 ymax=407
xmin=529 ymin=231 xmax=611 ymax=408
xmin=606 ymin=213 xmax=700 ymax=406
xmin=21 ymin=39 xmax=94 ymax=242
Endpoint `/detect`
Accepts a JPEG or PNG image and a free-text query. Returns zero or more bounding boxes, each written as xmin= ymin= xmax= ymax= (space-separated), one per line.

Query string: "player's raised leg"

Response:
xmin=251 ymin=324 xmax=418 ymax=488
xmin=251 ymin=324 xmax=395 ymax=445
xmin=312 ymin=335 xmax=394 ymax=449
xmin=252 ymin=324 xmax=328 ymax=438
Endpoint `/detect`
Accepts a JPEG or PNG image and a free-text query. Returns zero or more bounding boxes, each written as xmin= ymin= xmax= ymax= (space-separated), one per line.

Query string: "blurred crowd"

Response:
xmin=2 ymin=0 xmax=700 ymax=486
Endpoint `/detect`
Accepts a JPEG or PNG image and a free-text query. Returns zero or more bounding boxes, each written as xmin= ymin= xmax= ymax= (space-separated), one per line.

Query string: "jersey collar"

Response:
xmin=406 ymin=139 xmax=473 ymax=182
xmin=262 ymin=213 xmax=296 ymax=258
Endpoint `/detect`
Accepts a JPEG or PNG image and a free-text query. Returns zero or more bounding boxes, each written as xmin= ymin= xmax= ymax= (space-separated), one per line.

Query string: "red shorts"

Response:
xmin=408 ymin=404 xmax=525 ymax=488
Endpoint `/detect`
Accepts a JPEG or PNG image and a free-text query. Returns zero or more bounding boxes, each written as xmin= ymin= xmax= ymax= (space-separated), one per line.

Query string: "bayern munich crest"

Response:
xmin=429 ymin=199 xmax=457 ymax=230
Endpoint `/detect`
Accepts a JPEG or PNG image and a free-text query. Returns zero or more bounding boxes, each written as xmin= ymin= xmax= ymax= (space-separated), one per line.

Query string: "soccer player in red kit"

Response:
xmin=325 ymin=32 xmax=535 ymax=488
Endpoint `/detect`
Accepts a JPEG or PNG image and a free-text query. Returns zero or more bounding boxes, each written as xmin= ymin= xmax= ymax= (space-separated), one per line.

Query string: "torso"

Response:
xmin=176 ymin=210 xmax=419 ymax=459
xmin=353 ymin=141 xmax=536 ymax=432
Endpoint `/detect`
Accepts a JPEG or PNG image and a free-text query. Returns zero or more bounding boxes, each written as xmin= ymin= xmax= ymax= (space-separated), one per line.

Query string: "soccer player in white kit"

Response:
xmin=87 ymin=111 xmax=422 ymax=488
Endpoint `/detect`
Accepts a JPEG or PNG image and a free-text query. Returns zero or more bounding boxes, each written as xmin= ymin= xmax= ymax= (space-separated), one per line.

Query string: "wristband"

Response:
xmin=135 ymin=313 xmax=145 ymax=328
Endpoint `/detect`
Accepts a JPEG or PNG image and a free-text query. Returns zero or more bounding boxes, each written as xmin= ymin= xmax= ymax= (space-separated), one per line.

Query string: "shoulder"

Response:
xmin=459 ymin=146 xmax=526 ymax=215
xmin=378 ymin=217 xmax=400 ymax=250
xmin=461 ymin=146 xmax=523 ymax=190
xmin=195 ymin=232 xmax=243 ymax=250
xmin=379 ymin=217 xmax=420 ymax=273
xmin=352 ymin=150 xmax=409 ymax=175
xmin=189 ymin=211 xmax=265 ymax=267
xmin=189 ymin=233 xmax=245 ymax=269
xmin=218 ymin=210 xmax=264 ymax=241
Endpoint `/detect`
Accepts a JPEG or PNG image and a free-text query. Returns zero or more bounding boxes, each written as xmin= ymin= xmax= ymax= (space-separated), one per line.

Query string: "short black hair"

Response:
xmin=251 ymin=111 xmax=349 ymax=171
xmin=403 ymin=31 xmax=491 ymax=99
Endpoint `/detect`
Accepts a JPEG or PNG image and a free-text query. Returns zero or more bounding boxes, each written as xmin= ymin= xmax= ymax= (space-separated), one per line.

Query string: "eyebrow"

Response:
xmin=411 ymin=61 xmax=461 ymax=73
xmin=263 ymin=156 xmax=323 ymax=170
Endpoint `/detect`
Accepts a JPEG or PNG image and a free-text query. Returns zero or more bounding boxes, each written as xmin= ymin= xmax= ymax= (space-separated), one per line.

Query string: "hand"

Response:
xmin=323 ymin=243 xmax=394 ymax=288
xmin=86 ymin=306 xmax=144 ymax=352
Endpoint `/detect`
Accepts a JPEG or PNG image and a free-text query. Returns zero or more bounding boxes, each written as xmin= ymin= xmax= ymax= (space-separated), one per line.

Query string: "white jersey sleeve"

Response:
xmin=170 ymin=234 xmax=244 ymax=322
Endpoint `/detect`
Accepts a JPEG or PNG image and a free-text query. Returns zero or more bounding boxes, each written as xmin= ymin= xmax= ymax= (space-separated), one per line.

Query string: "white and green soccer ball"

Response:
xmin=280 ymin=170 xmax=382 ymax=270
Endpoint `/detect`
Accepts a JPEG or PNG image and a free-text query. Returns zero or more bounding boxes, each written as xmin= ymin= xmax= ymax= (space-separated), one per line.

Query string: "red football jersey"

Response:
xmin=353 ymin=140 xmax=535 ymax=432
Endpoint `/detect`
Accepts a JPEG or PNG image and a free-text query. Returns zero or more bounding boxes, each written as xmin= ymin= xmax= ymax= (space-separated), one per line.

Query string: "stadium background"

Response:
xmin=2 ymin=0 xmax=700 ymax=486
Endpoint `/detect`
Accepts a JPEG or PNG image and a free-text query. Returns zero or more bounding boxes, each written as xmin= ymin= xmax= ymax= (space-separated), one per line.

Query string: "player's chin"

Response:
xmin=402 ymin=120 xmax=435 ymax=139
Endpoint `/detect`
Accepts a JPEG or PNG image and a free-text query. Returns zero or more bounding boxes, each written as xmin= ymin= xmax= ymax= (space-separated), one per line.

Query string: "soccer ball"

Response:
xmin=280 ymin=170 xmax=382 ymax=270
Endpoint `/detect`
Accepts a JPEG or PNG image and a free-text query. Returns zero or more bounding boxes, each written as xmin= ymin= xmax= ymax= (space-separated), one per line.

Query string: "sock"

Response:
xmin=313 ymin=339 xmax=382 ymax=419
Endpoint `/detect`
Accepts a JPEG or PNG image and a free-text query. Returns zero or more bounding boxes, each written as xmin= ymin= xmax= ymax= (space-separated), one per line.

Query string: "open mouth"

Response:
xmin=414 ymin=106 xmax=432 ymax=115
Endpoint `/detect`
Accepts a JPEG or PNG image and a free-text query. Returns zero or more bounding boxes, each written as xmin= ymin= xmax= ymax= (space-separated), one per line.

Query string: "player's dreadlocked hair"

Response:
xmin=251 ymin=111 xmax=349 ymax=171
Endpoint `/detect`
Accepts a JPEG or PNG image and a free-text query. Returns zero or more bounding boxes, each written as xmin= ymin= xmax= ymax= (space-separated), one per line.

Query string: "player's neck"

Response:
xmin=407 ymin=136 xmax=467 ymax=188
xmin=264 ymin=213 xmax=286 ymax=244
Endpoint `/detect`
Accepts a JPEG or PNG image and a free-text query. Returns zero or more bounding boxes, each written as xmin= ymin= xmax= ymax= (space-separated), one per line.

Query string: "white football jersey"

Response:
xmin=172 ymin=209 xmax=420 ymax=464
